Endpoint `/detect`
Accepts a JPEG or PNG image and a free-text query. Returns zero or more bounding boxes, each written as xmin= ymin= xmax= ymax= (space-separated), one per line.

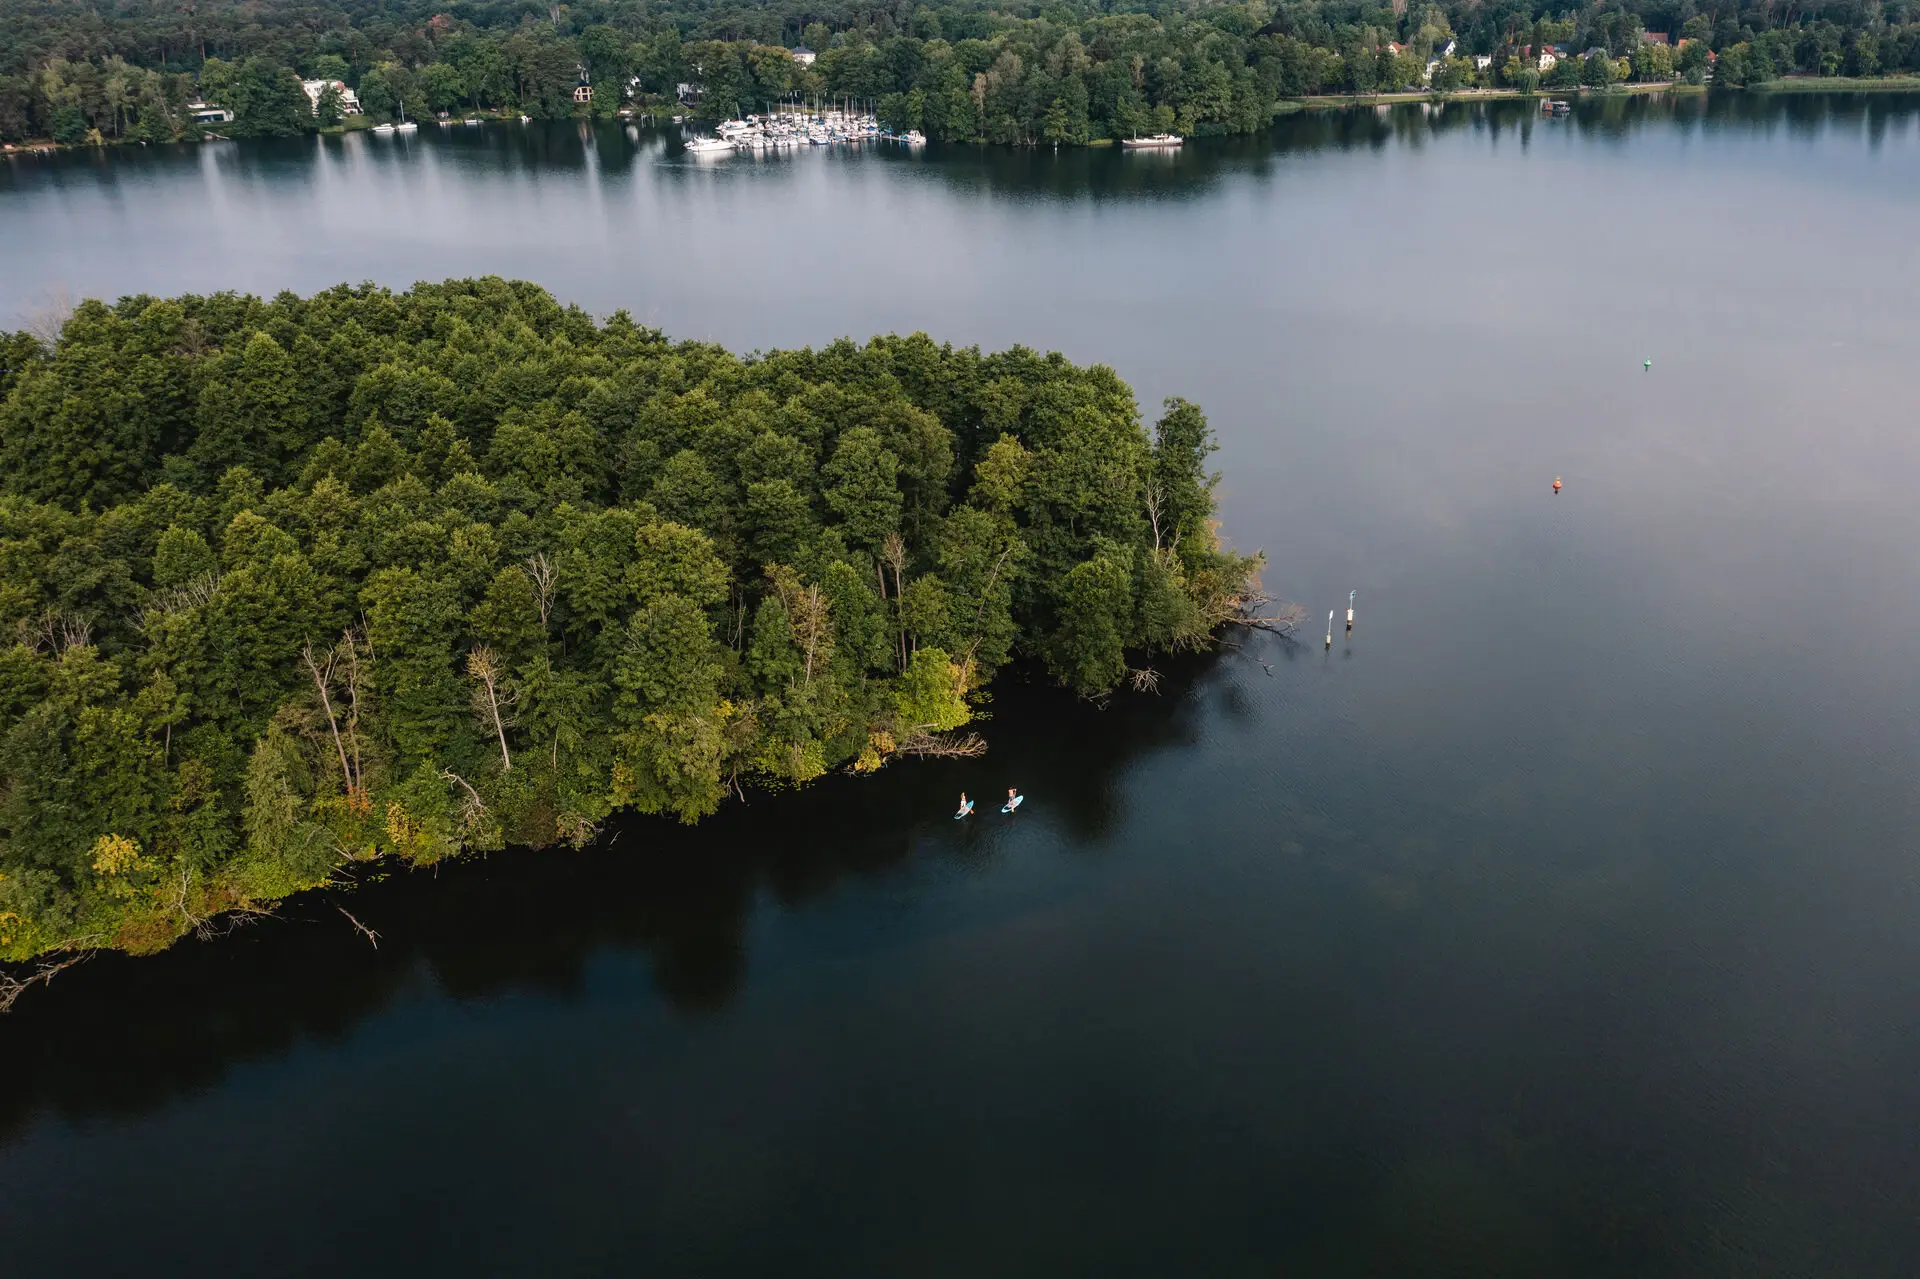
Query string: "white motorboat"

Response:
xmin=1122 ymin=133 xmax=1183 ymax=148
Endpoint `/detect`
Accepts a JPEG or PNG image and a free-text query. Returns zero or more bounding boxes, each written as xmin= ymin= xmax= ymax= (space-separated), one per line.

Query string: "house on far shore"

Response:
xmin=187 ymin=101 xmax=234 ymax=124
xmin=1523 ymin=42 xmax=1568 ymax=71
xmin=1422 ymin=37 xmax=1458 ymax=83
xmin=1641 ymin=31 xmax=1671 ymax=46
xmin=300 ymin=79 xmax=363 ymax=116
xmin=1474 ymin=54 xmax=1494 ymax=72
xmin=790 ymin=47 xmax=817 ymax=68
xmin=573 ymin=66 xmax=593 ymax=104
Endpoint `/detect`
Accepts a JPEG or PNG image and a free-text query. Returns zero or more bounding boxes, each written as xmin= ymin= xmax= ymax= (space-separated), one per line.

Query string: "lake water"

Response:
xmin=4 ymin=95 xmax=1920 ymax=1276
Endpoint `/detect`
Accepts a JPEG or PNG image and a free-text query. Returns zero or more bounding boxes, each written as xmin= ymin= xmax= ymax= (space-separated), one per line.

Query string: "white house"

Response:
xmin=187 ymin=101 xmax=234 ymax=124
xmin=301 ymin=79 xmax=363 ymax=116
xmin=790 ymin=47 xmax=817 ymax=68
xmin=1422 ymin=38 xmax=1459 ymax=83
xmin=1474 ymin=54 xmax=1494 ymax=72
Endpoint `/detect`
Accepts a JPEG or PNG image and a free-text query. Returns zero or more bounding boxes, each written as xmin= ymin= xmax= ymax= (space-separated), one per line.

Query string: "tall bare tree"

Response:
xmin=769 ymin=567 xmax=833 ymax=686
xmin=302 ymin=639 xmax=355 ymax=792
xmin=520 ymin=552 xmax=558 ymax=637
xmin=467 ymin=646 xmax=516 ymax=770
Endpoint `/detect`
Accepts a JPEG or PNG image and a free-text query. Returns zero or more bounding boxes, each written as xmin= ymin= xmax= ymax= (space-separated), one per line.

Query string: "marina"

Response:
xmin=680 ymin=107 xmax=925 ymax=155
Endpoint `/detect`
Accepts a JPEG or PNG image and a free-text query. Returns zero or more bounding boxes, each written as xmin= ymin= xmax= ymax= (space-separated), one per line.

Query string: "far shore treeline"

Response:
xmin=0 ymin=278 xmax=1261 ymax=963
xmin=2 ymin=0 xmax=1919 ymax=148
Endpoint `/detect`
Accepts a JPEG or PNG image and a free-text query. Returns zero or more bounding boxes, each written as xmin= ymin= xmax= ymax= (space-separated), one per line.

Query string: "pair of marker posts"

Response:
xmin=1327 ymin=591 xmax=1353 ymax=648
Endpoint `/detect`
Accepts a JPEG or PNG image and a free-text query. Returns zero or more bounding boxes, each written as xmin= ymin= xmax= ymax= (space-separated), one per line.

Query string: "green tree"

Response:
xmin=358 ymin=65 xmax=395 ymax=119
xmin=191 ymin=332 xmax=309 ymax=482
xmin=823 ymin=427 xmax=902 ymax=554
xmin=315 ymin=82 xmax=344 ymax=127
xmin=1048 ymin=551 xmax=1133 ymax=694
xmin=153 ymin=526 xmax=217 ymax=588
xmin=360 ymin=567 xmax=466 ymax=762
xmin=421 ymin=63 xmax=465 ymax=113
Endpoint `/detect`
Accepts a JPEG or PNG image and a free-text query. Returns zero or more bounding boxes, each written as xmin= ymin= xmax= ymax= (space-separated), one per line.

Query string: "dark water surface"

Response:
xmin=4 ymin=95 xmax=1920 ymax=1276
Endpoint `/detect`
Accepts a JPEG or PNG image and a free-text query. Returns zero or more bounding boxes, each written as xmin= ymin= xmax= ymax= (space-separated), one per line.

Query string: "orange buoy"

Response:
xmin=1552 ymin=477 xmax=1562 ymax=493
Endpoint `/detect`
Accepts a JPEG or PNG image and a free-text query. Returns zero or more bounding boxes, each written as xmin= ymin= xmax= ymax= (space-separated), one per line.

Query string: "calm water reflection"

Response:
xmin=3 ymin=94 xmax=1920 ymax=1277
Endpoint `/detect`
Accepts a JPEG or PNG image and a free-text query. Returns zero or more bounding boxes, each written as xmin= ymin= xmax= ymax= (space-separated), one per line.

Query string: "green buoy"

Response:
xmin=1643 ymin=358 xmax=1652 ymax=371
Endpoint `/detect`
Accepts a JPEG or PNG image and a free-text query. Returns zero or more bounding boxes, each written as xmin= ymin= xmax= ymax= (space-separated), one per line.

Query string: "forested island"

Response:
xmin=0 ymin=278 xmax=1261 ymax=967
xmin=2 ymin=0 xmax=1917 ymax=148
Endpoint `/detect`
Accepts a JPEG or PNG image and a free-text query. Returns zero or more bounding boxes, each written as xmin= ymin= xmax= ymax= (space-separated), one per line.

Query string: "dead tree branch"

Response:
xmin=970 ymin=541 xmax=1019 ymax=631
xmin=520 ymin=552 xmax=558 ymax=636
xmin=466 ymin=646 xmax=516 ymax=771
xmin=1224 ymin=593 xmax=1309 ymax=638
xmin=172 ymin=867 xmax=210 ymax=938
xmin=0 ymin=946 xmax=95 ymax=1014
xmin=19 ymin=607 xmax=93 ymax=654
xmin=21 ymin=283 xmax=73 ymax=350
xmin=896 ymin=731 xmax=989 ymax=758
xmin=303 ymin=638 xmax=357 ymax=793
xmin=132 ymin=571 xmax=221 ymax=634
xmin=337 ymin=907 xmax=380 ymax=949
xmin=439 ymin=768 xmax=488 ymax=830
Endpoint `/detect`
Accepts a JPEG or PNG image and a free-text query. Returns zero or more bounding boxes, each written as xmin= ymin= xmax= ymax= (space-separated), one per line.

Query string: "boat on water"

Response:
xmin=519 ymin=114 xmax=531 ymax=123
xmin=1122 ymin=133 xmax=1183 ymax=148
xmin=462 ymin=117 xmax=482 ymax=126
xmin=395 ymin=120 xmax=417 ymax=133
xmin=372 ymin=122 xmax=395 ymax=136
xmin=901 ymin=129 xmax=927 ymax=145
xmin=684 ymin=136 xmax=734 ymax=154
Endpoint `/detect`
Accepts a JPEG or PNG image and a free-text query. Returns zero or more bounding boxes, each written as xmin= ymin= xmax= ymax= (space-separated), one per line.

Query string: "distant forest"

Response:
xmin=2 ymin=0 xmax=1916 ymax=145
xmin=0 ymin=279 xmax=1260 ymax=963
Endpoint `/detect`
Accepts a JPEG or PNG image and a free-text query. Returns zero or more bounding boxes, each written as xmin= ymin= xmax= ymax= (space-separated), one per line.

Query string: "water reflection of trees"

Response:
xmin=910 ymin=92 xmax=1917 ymax=199
xmin=0 ymin=649 xmax=1226 ymax=1142
xmin=13 ymin=95 xmax=1910 ymax=204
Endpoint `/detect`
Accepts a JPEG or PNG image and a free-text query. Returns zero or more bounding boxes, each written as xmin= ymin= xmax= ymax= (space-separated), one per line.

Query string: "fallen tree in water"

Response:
xmin=0 ymin=277 xmax=1264 ymax=967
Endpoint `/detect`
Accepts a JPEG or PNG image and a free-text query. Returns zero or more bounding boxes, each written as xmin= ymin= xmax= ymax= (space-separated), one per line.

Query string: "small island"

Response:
xmin=0 ymin=278 xmax=1263 ymax=968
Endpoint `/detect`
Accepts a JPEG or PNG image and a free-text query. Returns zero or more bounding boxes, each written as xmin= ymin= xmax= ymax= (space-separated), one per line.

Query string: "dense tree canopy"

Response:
xmin=3 ymin=0 xmax=1917 ymax=144
xmin=0 ymin=278 xmax=1260 ymax=962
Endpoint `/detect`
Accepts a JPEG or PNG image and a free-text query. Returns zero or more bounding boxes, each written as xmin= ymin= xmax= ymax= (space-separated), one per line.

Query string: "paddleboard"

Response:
xmin=954 ymin=803 xmax=973 ymax=819
xmin=1001 ymin=795 xmax=1024 ymax=814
